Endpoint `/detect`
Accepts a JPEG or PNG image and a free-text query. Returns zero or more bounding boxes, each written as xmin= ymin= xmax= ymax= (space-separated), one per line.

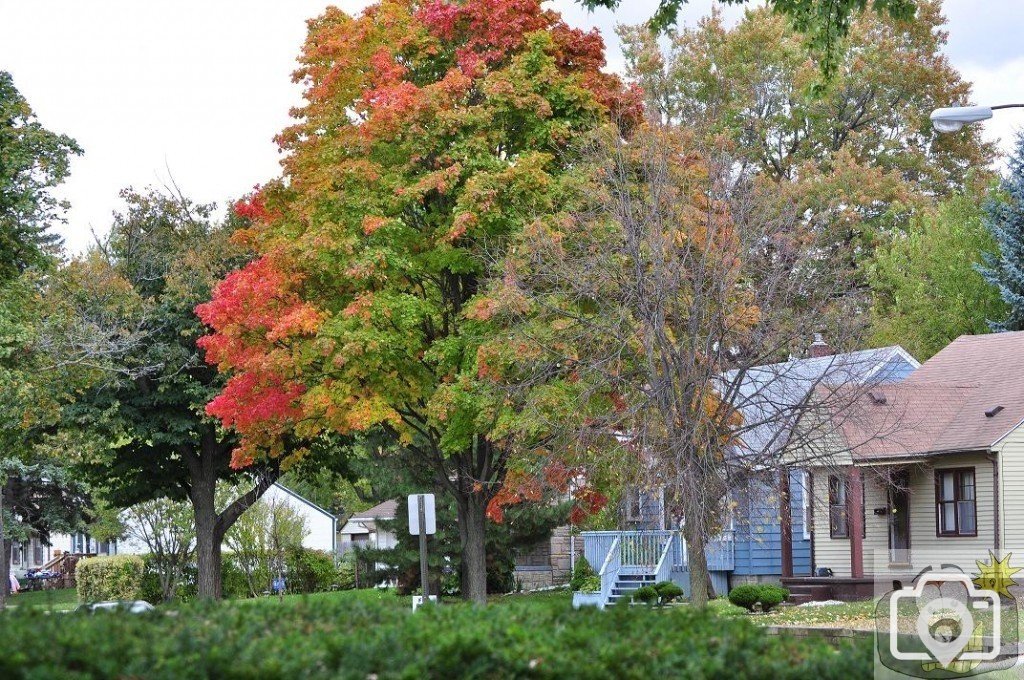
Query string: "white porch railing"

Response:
xmin=585 ymin=529 xmax=735 ymax=576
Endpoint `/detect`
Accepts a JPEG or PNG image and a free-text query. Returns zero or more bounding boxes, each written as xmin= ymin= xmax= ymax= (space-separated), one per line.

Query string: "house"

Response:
xmin=791 ymin=331 xmax=1024 ymax=601
xmin=578 ymin=339 xmax=919 ymax=606
xmin=16 ymin=482 xmax=337 ymax=578
xmin=338 ymin=500 xmax=398 ymax=555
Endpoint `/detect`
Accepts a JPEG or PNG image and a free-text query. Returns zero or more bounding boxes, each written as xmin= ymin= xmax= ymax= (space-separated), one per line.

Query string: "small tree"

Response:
xmin=223 ymin=491 xmax=307 ymax=598
xmin=980 ymin=132 xmax=1024 ymax=332
xmin=122 ymin=498 xmax=195 ymax=602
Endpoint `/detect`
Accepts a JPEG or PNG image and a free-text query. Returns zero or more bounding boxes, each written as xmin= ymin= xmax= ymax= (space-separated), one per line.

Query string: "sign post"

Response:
xmin=408 ymin=493 xmax=436 ymax=610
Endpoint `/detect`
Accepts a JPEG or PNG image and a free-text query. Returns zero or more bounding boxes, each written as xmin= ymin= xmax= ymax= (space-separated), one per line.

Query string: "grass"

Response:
xmin=5 ymin=587 xmax=79 ymax=612
xmin=709 ymin=597 xmax=877 ymax=630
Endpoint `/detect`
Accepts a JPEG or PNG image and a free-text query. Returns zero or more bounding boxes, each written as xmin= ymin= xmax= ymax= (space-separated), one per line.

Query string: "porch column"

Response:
xmin=848 ymin=466 xmax=864 ymax=578
xmin=779 ymin=469 xmax=793 ymax=578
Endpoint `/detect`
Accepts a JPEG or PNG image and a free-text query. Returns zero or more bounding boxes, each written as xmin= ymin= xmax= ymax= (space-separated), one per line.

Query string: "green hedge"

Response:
xmin=76 ymin=555 xmax=146 ymax=603
xmin=0 ymin=590 xmax=870 ymax=678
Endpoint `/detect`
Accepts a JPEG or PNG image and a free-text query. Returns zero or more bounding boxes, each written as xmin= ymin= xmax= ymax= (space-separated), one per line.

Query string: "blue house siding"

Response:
xmin=731 ymin=470 xmax=811 ymax=576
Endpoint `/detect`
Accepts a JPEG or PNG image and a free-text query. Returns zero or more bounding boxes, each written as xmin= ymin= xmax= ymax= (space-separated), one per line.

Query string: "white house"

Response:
xmin=13 ymin=482 xmax=337 ymax=577
xmin=338 ymin=500 xmax=398 ymax=555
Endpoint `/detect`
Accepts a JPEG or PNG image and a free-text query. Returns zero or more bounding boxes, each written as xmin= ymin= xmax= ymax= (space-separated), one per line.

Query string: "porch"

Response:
xmin=581 ymin=530 xmax=735 ymax=607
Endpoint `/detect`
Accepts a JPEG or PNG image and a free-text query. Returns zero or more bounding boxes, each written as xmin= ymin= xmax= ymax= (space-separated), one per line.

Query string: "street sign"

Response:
xmin=408 ymin=493 xmax=436 ymax=607
xmin=407 ymin=493 xmax=436 ymax=535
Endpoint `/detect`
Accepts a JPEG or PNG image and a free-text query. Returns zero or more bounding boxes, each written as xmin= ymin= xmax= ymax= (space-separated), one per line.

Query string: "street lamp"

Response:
xmin=930 ymin=104 xmax=1024 ymax=133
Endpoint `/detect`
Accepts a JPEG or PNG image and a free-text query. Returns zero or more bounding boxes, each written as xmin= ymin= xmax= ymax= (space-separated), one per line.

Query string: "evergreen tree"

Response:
xmin=980 ymin=133 xmax=1024 ymax=332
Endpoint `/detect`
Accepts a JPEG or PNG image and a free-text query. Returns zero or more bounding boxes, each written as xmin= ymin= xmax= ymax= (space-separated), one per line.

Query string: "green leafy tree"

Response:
xmin=980 ymin=132 xmax=1024 ymax=332
xmin=0 ymin=73 xmax=84 ymax=609
xmin=59 ymin=188 xmax=284 ymax=600
xmin=869 ymin=191 xmax=1005 ymax=359
xmin=222 ymin=486 xmax=308 ymax=598
xmin=580 ymin=0 xmax=916 ymax=75
xmin=0 ymin=71 xmax=81 ymax=281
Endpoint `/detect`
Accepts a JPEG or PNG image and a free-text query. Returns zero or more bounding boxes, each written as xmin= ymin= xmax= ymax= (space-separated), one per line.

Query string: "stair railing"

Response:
xmin=653 ymin=534 xmax=674 ymax=585
xmin=598 ymin=536 xmax=620 ymax=609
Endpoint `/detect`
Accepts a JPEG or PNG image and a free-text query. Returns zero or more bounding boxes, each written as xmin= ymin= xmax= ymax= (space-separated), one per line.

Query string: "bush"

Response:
xmin=728 ymin=584 xmax=790 ymax=613
xmin=76 ymin=555 xmax=145 ymax=603
xmin=654 ymin=581 xmax=684 ymax=603
xmin=577 ymin=575 xmax=601 ymax=592
xmin=757 ymin=584 xmax=790 ymax=613
xmin=0 ymin=590 xmax=871 ymax=677
xmin=285 ymin=548 xmax=337 ymax=594
xmin=632 ymin=585 xmax=658 ymax=604
xmin=221 ymin=555 xmax=252 ymax=599
xmin=569 ymin=556 xmax=597 ymax=592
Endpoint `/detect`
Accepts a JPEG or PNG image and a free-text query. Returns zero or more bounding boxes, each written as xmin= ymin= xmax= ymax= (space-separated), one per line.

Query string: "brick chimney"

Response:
xmin=809 ymin=333 xmax=834 ymax=358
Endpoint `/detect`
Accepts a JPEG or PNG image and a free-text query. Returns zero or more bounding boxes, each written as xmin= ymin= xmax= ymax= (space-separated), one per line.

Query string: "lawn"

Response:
xmin=5 ymin=587 xmax=79 ymax=612
xmin=710 ymin=597 xmax=877 ymax=630
xmin=0 ymin=587 xmax=871 ymax=678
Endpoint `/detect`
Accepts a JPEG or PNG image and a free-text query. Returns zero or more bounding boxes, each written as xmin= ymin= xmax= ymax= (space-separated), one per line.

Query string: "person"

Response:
xmin=9 ymin=572 xmax=19 ymax=595
xmin=271 ymin=574 xmax=286 ymax=601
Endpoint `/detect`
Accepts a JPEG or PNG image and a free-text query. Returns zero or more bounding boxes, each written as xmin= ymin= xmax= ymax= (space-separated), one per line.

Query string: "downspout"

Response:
xmin=990 ymin=453 xmax=1001 ymax=551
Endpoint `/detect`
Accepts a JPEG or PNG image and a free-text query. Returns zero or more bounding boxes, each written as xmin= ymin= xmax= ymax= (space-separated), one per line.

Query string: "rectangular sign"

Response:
xmin=407 ymin=493 xmax=436 ymax=535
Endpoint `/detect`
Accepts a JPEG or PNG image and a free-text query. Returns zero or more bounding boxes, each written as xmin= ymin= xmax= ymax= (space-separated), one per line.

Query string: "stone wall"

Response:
xmin=513 ymin=525 xmax=584 ymax=591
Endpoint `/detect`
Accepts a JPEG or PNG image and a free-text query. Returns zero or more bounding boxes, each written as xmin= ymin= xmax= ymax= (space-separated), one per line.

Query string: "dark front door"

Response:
xmin=888 ymin=470 xmax=911 ymax=563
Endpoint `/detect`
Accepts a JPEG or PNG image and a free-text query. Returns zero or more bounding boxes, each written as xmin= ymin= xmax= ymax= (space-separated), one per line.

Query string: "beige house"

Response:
xmin=795 ymin=332 xmax=1024 ymax=596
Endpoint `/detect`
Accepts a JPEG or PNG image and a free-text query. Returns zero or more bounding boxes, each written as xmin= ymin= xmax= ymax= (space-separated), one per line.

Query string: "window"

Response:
xmin=936 ymin=468 xmax=977 ymax=537
xmin=11 ymin=542 xmax=20 ymax=566
xmin=829 ymin=475 xmax=849 ymax=538
xmin=33 ymin=540 xmax=43 ymax=565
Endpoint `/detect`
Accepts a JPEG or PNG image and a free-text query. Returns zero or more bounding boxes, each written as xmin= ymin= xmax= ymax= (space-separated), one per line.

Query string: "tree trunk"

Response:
xmin=190 ymin=465 xmax=221 ymax=600
xmin=0 ymin=481 xmax=7 ymax=610
xmin=683 ymin=490 xmax=712 ymax=607
xmin=456 ymin=493 xmax=488 ymax=605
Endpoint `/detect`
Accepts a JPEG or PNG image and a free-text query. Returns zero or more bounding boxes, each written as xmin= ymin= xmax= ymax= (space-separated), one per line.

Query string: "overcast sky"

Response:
xmin=1 ymin=0 xmax=1022 ymax=253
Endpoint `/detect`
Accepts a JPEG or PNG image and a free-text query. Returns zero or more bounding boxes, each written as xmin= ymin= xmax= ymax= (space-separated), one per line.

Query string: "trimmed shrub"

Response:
xmin=728 ymin=584 xmax=762 ymax=612
xmin=632 ymin=585 xmax=658 ymax=604
xmin=569 ymin=556 xmax=597 ymax=592
xmin=654 ymin=581 xmax=684 ymax=603
xmin=0 ymin=590 xmax=871 ymax=677
xmin=758 ymin=584 xmax=790 ymax=613
xmin=728 ymin=584 xmax=791 ymax=613
xmin=76 ymin=555 xmax=145 ymax=603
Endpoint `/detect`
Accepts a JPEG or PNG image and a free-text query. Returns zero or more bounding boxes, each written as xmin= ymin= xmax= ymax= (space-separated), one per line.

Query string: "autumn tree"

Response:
xmin=579 ymin=0 xmax=916 ymax=75
xmin=869 ymin=190 xmax=1005 ymax=359
xmin=496 ymin=122 xmax=901 ymax=606
xmin=620 ymin=1 xmax=992 ymax=282
xmin=197 ymin=0 xmax=638 ymax=603
xmin=58 ymin=188 xmax=287 ymax=599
